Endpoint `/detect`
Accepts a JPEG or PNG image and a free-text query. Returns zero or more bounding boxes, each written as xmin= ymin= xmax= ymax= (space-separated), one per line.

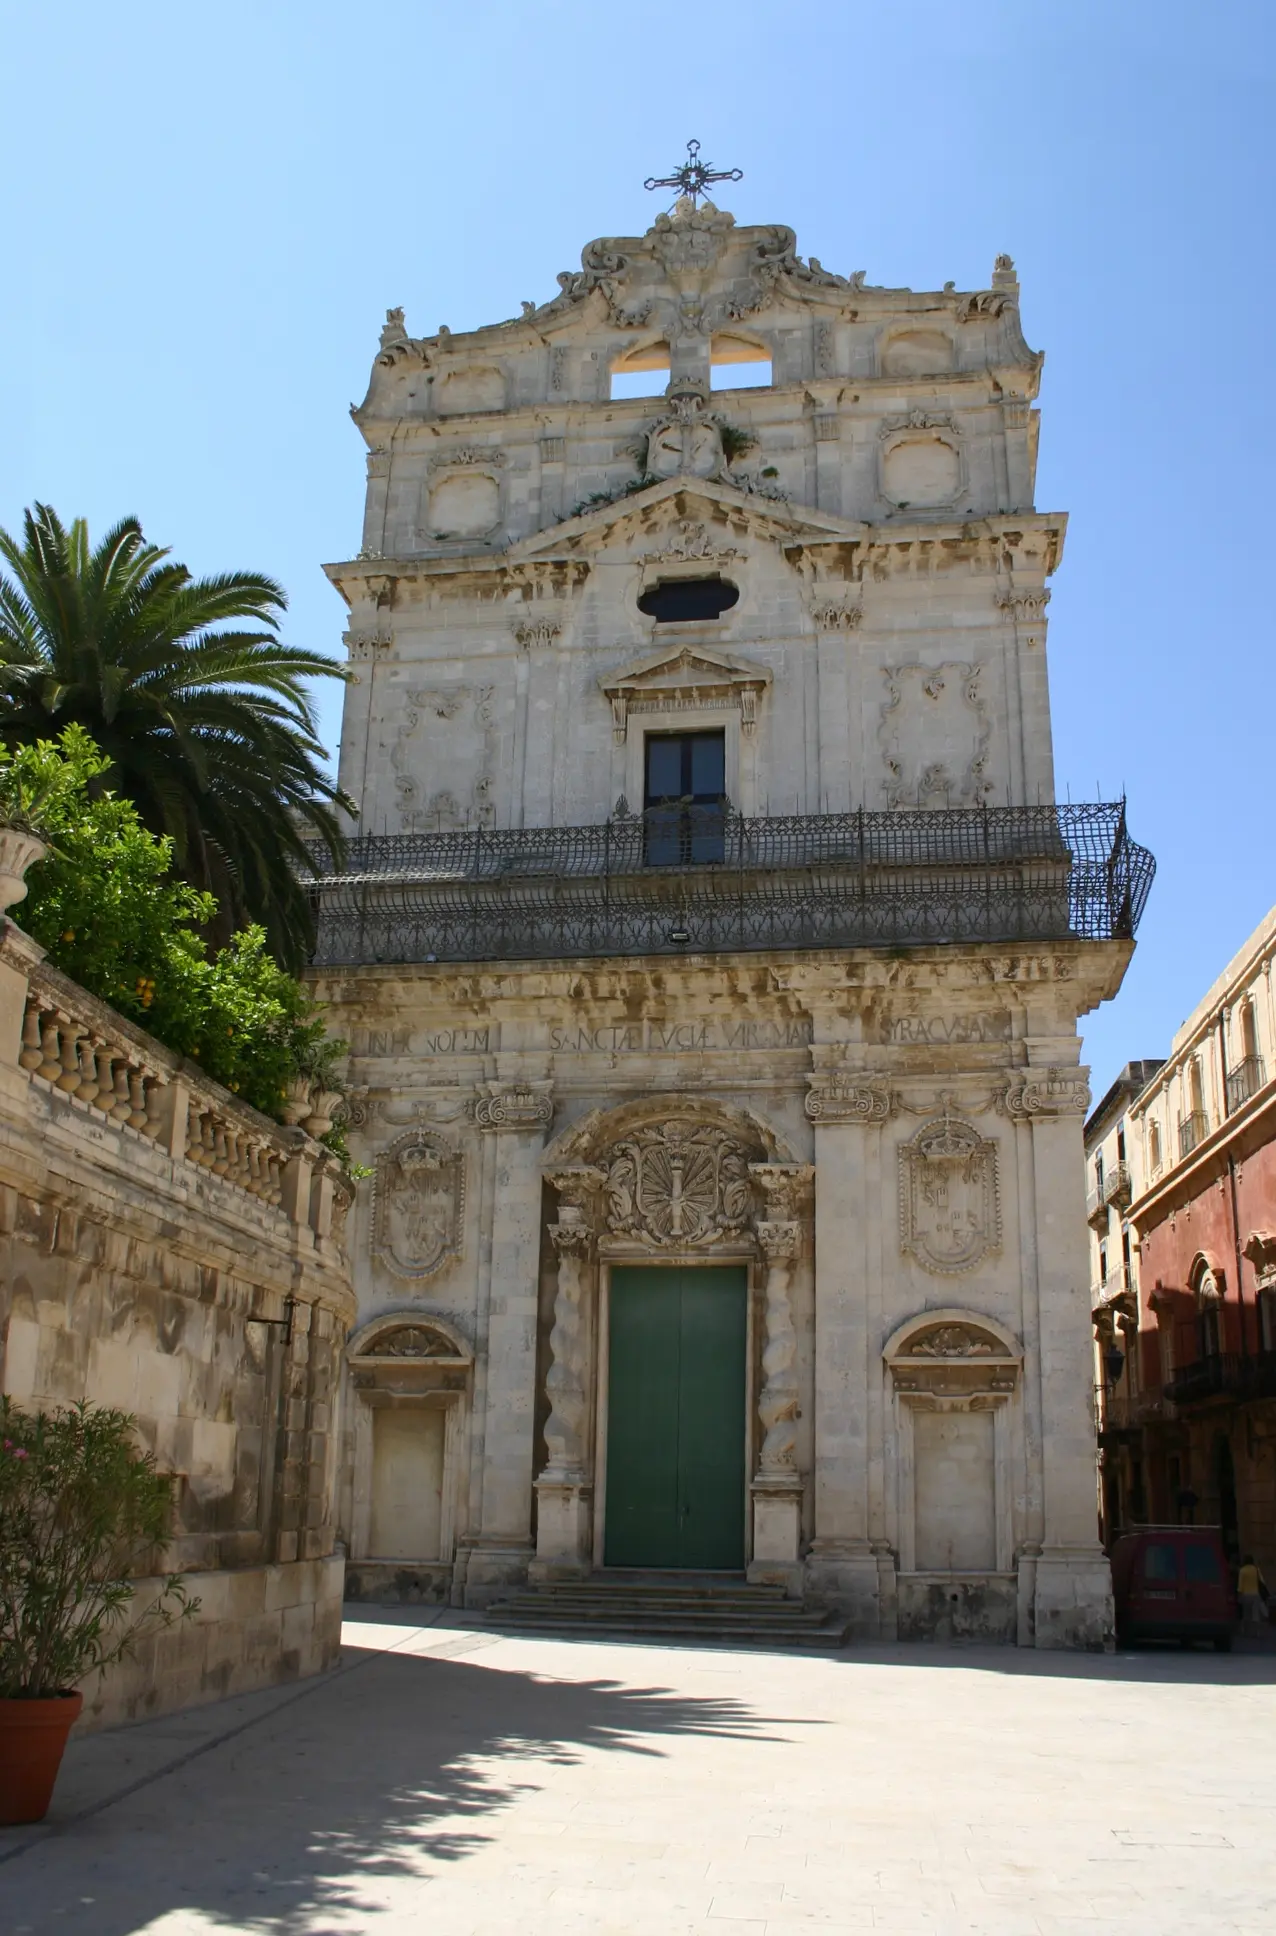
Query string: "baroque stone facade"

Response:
xmin=314 ymin=193 xmax=1143 ymax=1645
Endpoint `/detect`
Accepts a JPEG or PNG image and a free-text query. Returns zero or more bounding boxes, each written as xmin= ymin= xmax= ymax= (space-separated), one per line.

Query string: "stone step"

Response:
xmin=484 ymin=1608 xmax=848 ymax=1649
xmin=491 ymin=1596 xmax=817 ymax=1621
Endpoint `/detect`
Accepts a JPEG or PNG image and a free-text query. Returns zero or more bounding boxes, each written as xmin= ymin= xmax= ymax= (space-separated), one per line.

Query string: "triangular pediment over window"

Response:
xmin=600 ymin=641 xmax=771 ymax=743
xmin=508 ymin=475 xmax=861 ymax=562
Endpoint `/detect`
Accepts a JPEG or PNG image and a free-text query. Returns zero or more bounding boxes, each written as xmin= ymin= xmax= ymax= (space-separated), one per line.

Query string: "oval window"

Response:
xmin=638 ymin=577 xmax=740 ymax=623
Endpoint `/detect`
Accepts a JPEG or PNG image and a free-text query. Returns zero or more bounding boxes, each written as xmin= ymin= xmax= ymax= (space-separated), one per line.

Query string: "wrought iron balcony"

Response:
xmin=1227 ymin=1054 xmax=1267 ymax=1114
xmin=1102 ymin=1160 xmax=1132 ymax=1210
xmin=1086 ymin=1185 xmax=1109 ymax=1228
xmin=306 ymin=800 xmax=1155 ymax=969
xmin=1178 ymin=1110 xmax=1209 ymax=1160
xmin=1164 ymin=1349 xmax=1276 ymax=1406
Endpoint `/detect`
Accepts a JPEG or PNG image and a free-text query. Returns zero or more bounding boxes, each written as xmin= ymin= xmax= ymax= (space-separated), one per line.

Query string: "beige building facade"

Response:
xmin=312 ymin=190 xmax=1154 ymax=1646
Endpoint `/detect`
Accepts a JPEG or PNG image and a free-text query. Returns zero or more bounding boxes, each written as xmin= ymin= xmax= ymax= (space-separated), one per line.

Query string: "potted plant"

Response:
xmin=0 ymin=1399 xmax=195 ymax=1824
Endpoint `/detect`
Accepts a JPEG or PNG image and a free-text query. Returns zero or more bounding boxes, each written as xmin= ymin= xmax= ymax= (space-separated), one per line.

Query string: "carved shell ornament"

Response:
xmin=601 ymin=1121 xmax=755 ymax=1247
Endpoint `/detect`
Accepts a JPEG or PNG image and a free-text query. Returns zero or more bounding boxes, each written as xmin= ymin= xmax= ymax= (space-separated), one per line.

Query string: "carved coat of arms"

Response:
xmin=372 ymin=1130 xmax=465 ymax=1281
xmin=601 ymin=1121 xmax=755 ymax=1247
xmin=898 ymin=1114 xmax=1001 ymax=1275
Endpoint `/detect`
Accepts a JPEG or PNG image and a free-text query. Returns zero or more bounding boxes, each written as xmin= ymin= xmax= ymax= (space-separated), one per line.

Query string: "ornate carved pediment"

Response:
xmin=600 ymin=642 xmax=771 ymax=744
xmin=898 ymin=1113 xmax=1001 ymax=1276
xmin=600 ymin=1119 xmax=757 ymax=1248
xmin=507 ymin=477 xmax=857 ymax=562
xmin=371 ymin=1130 xmax=465 ymax=1282
xmin=883 ymin=1309 xmax=1021 ymax=1405
xmin=1244 ymin=1230 xmax=1276 ymax=1291
xmin=361 ymin=1324 xmax=461 ymax=1359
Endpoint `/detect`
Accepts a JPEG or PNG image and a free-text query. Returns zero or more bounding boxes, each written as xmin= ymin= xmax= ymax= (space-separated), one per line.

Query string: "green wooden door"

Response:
xmin=605 ymin=1264 xmax=747 ymax=1569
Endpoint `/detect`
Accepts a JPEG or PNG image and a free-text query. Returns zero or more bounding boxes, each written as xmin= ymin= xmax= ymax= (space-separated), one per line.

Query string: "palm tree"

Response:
xmin=0 ymin=503 xmax=350 ymax=972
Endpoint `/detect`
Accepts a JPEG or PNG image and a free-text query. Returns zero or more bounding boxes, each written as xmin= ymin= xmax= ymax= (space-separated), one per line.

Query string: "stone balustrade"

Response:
xmin=14 ymin=953 xmax=343 ymax=1242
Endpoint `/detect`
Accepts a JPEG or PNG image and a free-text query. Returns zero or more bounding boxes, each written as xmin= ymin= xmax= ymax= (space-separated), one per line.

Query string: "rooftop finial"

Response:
xmin=644 ymin=138 xmax=742 ymax=208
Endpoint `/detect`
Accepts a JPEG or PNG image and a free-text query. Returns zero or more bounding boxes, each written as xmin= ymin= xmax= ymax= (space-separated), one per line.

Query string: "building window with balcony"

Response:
xmin=1227 ymin=997 xmax=1266 ymax=1112
xmin=1179 ymin=1059 xmax=1208 ymax=1159
xmin=1148 ymin=1118 xmax=1162 ymax=1177
xmin=643 ymin=729 xmax=727 ymax=865
xmin=1193 ymin=1258 xmax=1224 ymax=1359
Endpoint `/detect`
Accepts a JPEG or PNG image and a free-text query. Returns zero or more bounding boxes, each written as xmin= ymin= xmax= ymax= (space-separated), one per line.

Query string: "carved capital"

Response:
xmin=748 ymin=1162 xmax=814 ymax=1224
xmin=549 ymin=1219 xmax=593 ymax=1259
xmin=473 ymin=1081 xmax=554 ymax=1132
xmin=1000 ymin=1068 xmax=1090 ymax=1120
xmin=808 ymin=598 xmax=862 ymax=632
xmin=805 ymin=1075 xmax=892 ymax=1125
xmin=757 ymin=1219 xmax=802 ymax=1263
xmin=545 ymin=1164 xmax=606 ymax=1210
xmin=513 ymin=616 xmax=563 ymax=650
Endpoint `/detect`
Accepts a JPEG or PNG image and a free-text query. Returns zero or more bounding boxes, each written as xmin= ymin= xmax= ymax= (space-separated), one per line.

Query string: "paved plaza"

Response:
xmin=2 ymin=1614 xmax=1275 ymax=1935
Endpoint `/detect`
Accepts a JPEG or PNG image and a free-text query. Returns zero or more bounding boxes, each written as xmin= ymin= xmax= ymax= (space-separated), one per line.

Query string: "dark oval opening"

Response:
xmin=638 ymin=576 xmax=740 ymax=623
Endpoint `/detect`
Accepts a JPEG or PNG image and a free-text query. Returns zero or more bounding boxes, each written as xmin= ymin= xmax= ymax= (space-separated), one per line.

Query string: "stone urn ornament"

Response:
xmin=0 ymin=826 xmax=48 ymax=914
xmin=279 ymin=1075 xmax=314 ymax=1126
xmin=302 ymin=1089 xmax=343 ymax=1138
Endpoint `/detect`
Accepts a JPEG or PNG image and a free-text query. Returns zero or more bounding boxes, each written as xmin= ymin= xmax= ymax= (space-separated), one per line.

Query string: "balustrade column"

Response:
xmin=748 ymin=1163 xmax=812 ymax=1594
xmin=532 ymin=1165 xmax=605 ymax=1580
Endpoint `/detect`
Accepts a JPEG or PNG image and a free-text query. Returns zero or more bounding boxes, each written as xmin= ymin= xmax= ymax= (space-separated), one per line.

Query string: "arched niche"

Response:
xmin=345 ymin=1315 xmax=472 ymax=1573
xmin=883 ymin=1308 xmax=1022 ymax=1578
xmin=879 ymin=329 xmax=955 ymax=377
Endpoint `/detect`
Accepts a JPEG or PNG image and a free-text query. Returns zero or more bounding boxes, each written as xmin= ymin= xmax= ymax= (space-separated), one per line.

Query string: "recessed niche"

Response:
xmin=436 ymin=366 xmax=506 ymax=414
xmin=428 ymin=472 xmax=500 ymax=539
xmin=882 ymin=437 xmax=961 ymax=508
xmin=880 ymin=330 xmax=955 ymax=377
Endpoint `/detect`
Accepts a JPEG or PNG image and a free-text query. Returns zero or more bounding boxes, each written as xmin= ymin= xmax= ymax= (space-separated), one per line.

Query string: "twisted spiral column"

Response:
xmin=756 ymin=1219 xmax=802 ymax=1473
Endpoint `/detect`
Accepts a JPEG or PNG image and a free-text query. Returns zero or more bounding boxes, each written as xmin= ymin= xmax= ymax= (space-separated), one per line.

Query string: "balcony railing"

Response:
xmin=1101 ymin=1160 xmax=1132 ymax=1209
xmin=306 ymin=800 xmax=1155 ymax=968
xmin=1227 ymin=1054 xmax=1267 ymax=1114
xmin=1178 ymin=1110 xmax=1209 ymax=1160
xmin=1164 ymin=1350 xmax=1276 ymax=1406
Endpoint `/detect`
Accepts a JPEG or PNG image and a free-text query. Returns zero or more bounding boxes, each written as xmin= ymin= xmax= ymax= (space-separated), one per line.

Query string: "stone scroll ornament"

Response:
xmin=600 ymin=1121 xmax=755 ymax=1247
xmin=371 ymin=1130 xmax=465 ymax=1282
xmin=805 ymin=1075 xmax=892 ymax=1124
xmin=473 ymin=1083 xmax=554 ymax=1130
xmin=898 ymin=1112 xmax=1001 ymax=1276
xmin=999 ymin=1069 xmax=1091 ymax=1118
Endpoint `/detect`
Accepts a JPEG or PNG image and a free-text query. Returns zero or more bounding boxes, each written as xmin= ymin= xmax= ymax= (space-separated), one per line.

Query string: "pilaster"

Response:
xmin=531 ymin=1164 xmax=605 ymax=1580
xmin=748 ymin=1164 xmax=812 ymax=1595
xmin=466 ymin=1077 xmax=554 ymax=1604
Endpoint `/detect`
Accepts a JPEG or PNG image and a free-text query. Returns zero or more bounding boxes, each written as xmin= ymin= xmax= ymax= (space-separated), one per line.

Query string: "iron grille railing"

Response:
xmin=1226 ymin=1054 xmax=1267 ymax=1114
xmin=305 ymin=800 xmax=1155 ymax=969
xmin=1178 ymin=1110 xmax=1209 ymax=1160
xmin=1165 ymin=1349 xmax=1276 ymax=1406
xmin=1101 ymin=1161 xmax=1132 ymax=1209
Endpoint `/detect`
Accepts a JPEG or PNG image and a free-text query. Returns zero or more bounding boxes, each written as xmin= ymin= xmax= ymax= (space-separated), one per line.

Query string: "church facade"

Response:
xmin=310 ymin=185 xmax=1153 ymax=1645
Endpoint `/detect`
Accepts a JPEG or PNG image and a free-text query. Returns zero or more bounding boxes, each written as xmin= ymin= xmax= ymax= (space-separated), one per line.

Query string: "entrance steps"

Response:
xmin=484 ymin=1571 xmax=848 ymax=1649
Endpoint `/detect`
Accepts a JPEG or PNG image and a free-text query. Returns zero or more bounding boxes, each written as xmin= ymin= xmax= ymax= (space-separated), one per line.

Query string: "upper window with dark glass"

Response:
xmin=638 ymin=577 xmax=739 ymax=623
xmin=644 ymin=730 xmax=726 ymax=865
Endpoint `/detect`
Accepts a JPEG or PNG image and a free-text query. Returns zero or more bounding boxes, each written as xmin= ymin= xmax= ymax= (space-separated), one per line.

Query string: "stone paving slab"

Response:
xmin=2 ymin=1612 xmax=1275 ymax=1933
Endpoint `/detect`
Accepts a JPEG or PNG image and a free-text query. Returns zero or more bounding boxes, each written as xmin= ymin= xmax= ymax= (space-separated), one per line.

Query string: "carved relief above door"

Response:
xmin=600 ymin=1120 xmax=756 ymax=1247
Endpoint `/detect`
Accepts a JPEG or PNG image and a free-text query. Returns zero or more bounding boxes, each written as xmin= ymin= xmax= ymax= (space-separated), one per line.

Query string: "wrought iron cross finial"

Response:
xmin=644 ymin=139 xmax=743 ymax=208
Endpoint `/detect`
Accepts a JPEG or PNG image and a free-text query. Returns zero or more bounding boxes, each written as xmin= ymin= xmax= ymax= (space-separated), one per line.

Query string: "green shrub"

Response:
xmin=0 ymin=728 xmax=351 ymax=1147
xmin=0 ymin=1399 xmax=194 ymax=1698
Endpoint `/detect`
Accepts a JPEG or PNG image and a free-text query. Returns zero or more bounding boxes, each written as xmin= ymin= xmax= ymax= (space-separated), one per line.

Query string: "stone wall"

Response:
xmin=0 ymin=921 xmax=357 ymax=1731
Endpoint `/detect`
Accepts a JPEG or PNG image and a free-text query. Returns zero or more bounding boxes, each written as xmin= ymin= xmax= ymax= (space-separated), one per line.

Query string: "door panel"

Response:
xmin=605 ymin=1265 xmax=747 ymax=1569
xmin=370 ymin=1408 xmax=445 ymax=1560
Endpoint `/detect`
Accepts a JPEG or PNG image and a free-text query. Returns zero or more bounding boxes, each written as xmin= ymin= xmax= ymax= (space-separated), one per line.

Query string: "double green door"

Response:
xmin=604 ymin=1265 xmax=747 ymax=1570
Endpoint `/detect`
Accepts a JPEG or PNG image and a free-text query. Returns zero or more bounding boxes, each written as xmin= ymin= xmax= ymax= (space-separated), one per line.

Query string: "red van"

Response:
xmin=1110 ymin=1527 xmax=1237 ymax=1650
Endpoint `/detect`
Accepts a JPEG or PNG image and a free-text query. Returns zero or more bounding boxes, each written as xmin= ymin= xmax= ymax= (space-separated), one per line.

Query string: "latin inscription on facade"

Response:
xmin=881 ymin=1012 xmax=1011 ymax=1046
xmin=549 ymin=1018 xmax=812 ymax=1053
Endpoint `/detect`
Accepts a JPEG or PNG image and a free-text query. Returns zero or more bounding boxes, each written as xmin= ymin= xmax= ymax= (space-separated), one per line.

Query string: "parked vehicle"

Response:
xmin=1110 ymin=1527 xmax=1236 ymax=1650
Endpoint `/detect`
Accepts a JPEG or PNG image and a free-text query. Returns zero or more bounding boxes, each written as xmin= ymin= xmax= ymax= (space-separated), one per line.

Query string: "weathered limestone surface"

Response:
xmin=0 ymin=925 xmax=356 ymax=1729
xmin=316 ymin=196 xmax=1133 ymax=1645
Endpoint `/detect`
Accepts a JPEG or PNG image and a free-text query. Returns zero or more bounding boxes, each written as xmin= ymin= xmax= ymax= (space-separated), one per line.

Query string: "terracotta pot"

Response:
xmin=0 ymin=1690 xmax=83 ymax=1824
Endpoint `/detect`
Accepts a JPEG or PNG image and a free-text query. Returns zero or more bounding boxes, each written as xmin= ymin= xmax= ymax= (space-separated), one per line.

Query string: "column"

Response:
xmin=748 ymin=1163 xmax=812 ymax=1594
xmin=802 ymin=1068 xmax=891 ymax=1633
xmin=532 ymin=1165 xmax=605 ymax=1580
xmin=465 ymin=1078 xmax=554 ymax=1605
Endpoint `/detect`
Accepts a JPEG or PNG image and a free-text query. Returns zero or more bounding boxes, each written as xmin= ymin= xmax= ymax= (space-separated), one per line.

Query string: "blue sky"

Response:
xmin=2 ymin=0 xmax=1273 ymax=1093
